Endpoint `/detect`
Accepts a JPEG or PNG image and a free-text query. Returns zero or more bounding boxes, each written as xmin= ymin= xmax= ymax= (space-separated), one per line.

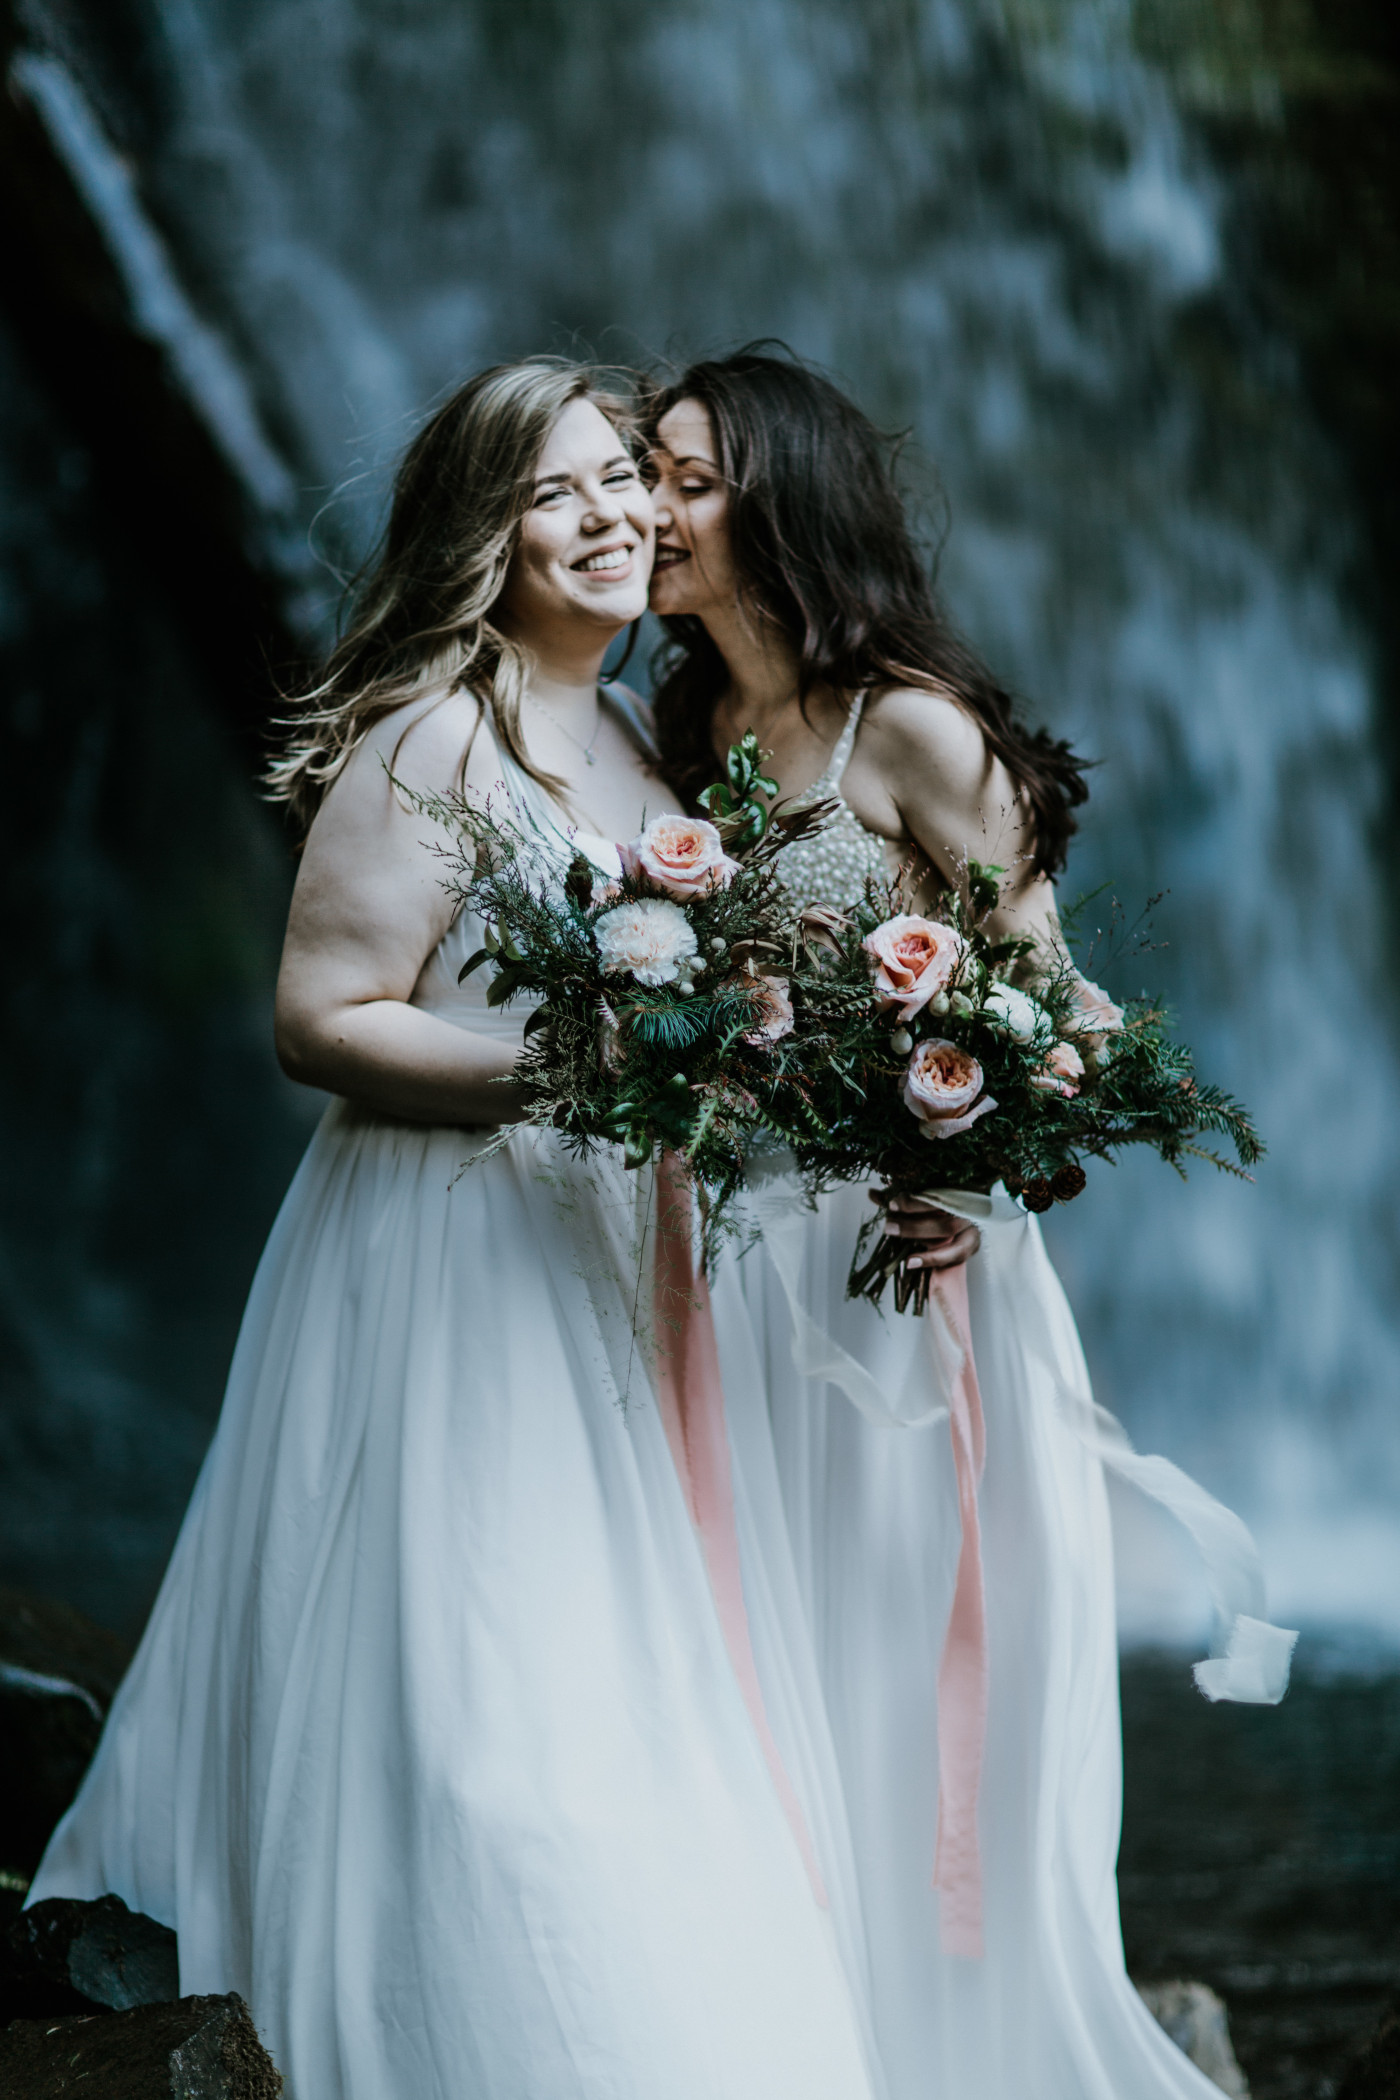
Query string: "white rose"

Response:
xmin=983 ymin=981 xmax=1047 ymax=1041
xmin=594 ymin=898 xmax=700 ymax=987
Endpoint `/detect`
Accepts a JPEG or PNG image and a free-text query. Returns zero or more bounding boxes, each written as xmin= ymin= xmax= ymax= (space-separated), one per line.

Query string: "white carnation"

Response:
xmin=982 ymin=981 xmax=1048 ymax=1041
xmin=594 ymin=898 xmax=699 ymax=987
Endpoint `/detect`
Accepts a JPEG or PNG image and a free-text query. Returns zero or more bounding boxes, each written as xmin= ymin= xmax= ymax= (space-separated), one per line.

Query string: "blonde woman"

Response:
xmin=29 ymin=362 xmax=880 ymax=2100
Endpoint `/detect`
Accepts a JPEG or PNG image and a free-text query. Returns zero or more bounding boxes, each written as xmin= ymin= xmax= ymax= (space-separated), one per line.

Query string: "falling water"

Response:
xmin=9 ymin=0 xmax=1398 ymax=1633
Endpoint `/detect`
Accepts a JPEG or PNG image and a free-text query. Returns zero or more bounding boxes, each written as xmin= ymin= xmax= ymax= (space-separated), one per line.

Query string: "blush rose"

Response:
xmin=902 ymin=1039 xmax=997 ymax=1140
xmin=619 ymin=815 xmax=738 ymax=900
xmin=863 ymin=914 xmax=966 ymax=1023
xmin=1063 ymin=976 xmax=1125 ymax=1051
xmin=1032 ymin=1041 xmax=1085 ymax=1097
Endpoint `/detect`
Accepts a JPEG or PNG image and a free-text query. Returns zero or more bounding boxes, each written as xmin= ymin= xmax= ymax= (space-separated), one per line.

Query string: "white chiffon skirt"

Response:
xmin=32 ymin=1099 xmax=1223 ymax=2100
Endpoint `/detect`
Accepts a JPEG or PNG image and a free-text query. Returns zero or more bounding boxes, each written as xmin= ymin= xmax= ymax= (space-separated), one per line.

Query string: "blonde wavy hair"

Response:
xmin=266 ymin=357 xmax=637 ymax=832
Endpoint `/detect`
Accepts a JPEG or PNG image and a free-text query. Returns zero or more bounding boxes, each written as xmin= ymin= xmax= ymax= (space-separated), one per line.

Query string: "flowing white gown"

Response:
xmin=32 ymin=708 xmax=1273 ymax=2099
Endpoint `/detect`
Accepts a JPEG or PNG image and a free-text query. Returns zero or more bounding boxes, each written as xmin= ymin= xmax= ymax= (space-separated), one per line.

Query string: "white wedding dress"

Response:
xmin=32 ymin=700 xmax=1283 ymax=2100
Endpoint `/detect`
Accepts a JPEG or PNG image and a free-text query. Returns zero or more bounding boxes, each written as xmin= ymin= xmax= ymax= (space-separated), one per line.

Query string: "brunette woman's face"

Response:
xmin=648 ymin=401 xmax=738 ymax=620
xmin=497 ymin=397 xmax=654 ymax=644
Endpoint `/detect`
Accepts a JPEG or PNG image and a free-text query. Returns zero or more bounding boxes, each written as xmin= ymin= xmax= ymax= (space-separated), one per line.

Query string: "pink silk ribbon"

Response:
xmin=930 ymin=1262 xmax=989 ymax=1958
xmin=651 ymin=1151 xmax=828 ymax=1907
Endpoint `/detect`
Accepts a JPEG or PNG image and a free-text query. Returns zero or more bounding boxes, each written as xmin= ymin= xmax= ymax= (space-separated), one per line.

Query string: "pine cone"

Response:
xmin=1051 ymin=1163 xmax=1087 ymax=1201
xmin=1021 ymin=1177 xmax=1054 ymax=1213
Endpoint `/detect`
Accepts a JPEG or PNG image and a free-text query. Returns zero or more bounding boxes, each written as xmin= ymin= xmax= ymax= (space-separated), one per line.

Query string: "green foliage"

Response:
xmin=400 ymin=745 xmax=1262 ymax=1300
xmin=697 ymin=730 xmax=780 ymax=846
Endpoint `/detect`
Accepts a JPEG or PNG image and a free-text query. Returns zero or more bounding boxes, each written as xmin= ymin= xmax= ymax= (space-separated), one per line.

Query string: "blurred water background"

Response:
xmin=1 ymin=0 xmax=1397 ymax=1656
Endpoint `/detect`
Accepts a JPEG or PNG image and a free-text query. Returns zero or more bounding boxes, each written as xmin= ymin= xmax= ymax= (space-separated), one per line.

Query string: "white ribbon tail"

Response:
xmin=1076 ymin=1402 xmax=1298 ymax=1704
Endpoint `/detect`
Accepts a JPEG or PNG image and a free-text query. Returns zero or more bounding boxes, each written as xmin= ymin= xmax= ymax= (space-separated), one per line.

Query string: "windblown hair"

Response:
xmin=266 ymin=357 xmax=635 ymax=832
xmin=642 ymin=346 xmax=1088 ymax=878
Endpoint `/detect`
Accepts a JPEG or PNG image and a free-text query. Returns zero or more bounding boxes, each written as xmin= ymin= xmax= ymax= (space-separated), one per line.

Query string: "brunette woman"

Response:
xmin=645 ymin=346 xmax=1263 ymax=2100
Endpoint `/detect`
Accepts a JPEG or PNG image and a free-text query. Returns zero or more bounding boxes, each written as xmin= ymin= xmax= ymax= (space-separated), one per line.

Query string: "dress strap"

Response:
xmin=813 ymin=689 xmax=868 ymax=793
xmin=599 ymin=681 xmax=660 ymax=764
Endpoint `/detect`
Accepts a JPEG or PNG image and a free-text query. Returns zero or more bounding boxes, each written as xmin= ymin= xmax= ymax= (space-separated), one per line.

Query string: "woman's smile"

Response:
xmin=573 ymin=540 xmax=638 ymax=576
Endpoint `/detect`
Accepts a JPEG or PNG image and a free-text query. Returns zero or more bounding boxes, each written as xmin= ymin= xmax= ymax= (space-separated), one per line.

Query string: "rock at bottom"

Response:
xmin=0 ymin=1992 xmax=283 ymax=2099
xmin=1139 ymin=1979 xmax=1251 ymax=2098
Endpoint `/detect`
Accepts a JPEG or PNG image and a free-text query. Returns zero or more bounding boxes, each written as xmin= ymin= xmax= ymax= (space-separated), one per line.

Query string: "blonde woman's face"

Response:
xmin=648 ymin=400 xmax=737 ymax=620
xmin=498 ymin=397 xmax=654 ymax=642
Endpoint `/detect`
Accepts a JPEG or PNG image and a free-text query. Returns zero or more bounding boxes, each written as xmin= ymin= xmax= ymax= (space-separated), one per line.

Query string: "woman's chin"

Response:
xmin=647 ymin=577 xmax=694 ymax=618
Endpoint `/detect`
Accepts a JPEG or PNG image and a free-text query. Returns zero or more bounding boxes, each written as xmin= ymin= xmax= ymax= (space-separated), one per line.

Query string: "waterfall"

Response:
xmin=11 ymin=0 xmax=1397 ymax=1633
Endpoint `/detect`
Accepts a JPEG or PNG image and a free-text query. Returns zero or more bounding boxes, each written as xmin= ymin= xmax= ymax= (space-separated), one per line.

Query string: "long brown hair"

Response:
xmin=643 ymin=346 xmax=1088 ymax=878
xmin=266 ymin=357 xmax=635 ymax=833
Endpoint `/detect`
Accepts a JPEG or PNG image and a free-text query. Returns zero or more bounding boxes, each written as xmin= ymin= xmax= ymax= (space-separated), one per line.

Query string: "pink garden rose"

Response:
xmin=1032 ymin=1041 xmax=1085 ymax=1097
xmin=902 ymin=1039 xmax=997 ymax=1140
xmin=743 ymin=974 xmax=795 ymax=1046
xmin=1064 ymin=975 xmax=1125 ymax=1051
xmin=619 ymin=815 xmax=738 ymax=900
xmin=864 ymin=914 xmax=966 ymax=1022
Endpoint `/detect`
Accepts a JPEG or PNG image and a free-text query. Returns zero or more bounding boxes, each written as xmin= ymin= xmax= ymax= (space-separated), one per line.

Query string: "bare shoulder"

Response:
xmin=863 ymin=684 xmax=995 ymax=797
xmin=361 ymin=687 xmax=487 ymax=798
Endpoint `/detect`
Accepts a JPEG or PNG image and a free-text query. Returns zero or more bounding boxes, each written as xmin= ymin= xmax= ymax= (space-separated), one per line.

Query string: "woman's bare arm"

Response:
xmin=274 ymin=694 xmax=528 ymax=1125
xmin=863 ymin=685 xmax=1065 ymax=960
xmin=855 ymin=687 xmax=1070 ymax=1266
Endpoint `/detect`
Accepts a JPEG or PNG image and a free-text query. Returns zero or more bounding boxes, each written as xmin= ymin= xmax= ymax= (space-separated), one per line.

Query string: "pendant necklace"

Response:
xmin=530 ymin=693 xmax=602 ymax=766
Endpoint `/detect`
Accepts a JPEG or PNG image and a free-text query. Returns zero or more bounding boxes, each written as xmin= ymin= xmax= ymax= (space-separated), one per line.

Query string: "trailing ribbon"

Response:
xmin=927 ymin=1264 xmax=989 ymax=1959
xmin=927 ymin=1188 xmax=1299 ymax=1709
xmin=651 ymin=1151 xmax=828 ymax=1906
xmin=745 ymin=1169 xmax=1297 ymax=1959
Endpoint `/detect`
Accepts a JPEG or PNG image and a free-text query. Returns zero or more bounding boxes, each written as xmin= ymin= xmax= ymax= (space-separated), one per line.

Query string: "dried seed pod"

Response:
xmin=564 ymin=853 xmax=595 ymax=910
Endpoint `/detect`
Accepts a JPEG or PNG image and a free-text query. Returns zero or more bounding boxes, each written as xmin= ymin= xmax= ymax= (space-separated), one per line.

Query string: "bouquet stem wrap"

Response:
xmin=651 ymin=1152 xmax=828 ymax=1907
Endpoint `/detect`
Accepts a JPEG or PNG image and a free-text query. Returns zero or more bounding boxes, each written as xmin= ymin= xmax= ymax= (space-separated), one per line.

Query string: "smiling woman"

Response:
xmin=22 ymin=358 xmax=884 ymax=2100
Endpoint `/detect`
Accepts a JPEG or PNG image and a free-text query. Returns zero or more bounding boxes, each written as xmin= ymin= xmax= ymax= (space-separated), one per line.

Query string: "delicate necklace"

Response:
xmin=528 ymin=691 xmax=602 ymax=766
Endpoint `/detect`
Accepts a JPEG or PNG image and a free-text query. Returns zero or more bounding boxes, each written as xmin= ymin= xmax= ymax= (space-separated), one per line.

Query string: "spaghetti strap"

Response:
xmin=814 ymin=690 xmax=868 ymax=794
xmin=599 ymin=681 xmax=660 ymax=764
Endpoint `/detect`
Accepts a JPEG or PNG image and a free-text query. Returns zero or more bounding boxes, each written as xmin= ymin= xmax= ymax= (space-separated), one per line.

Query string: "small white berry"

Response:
xmin=890 ymin=1028 xmax=914 ymax=1056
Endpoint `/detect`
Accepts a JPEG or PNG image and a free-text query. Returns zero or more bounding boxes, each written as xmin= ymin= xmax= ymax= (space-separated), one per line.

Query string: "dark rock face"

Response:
xmin=3 ymin=1896 xmax=179 ymax=2026
xmin=0 ymin=1588 xmax=131 ymax=1878
xmin=0 ymin=1993 xmax=283 ymax=2099
xmin=1120 ymin=1648 xmax=1400 ymax=2100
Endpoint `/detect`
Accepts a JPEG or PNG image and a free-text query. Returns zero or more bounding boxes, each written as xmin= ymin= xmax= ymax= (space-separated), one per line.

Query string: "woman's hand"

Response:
xmin=870 ymin=1190 xmax=981 ymax=1271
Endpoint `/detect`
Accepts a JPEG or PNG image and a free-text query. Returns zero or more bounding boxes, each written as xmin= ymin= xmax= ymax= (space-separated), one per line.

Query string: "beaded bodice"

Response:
xmin=775 ymin=692 xmax=891 ymax=911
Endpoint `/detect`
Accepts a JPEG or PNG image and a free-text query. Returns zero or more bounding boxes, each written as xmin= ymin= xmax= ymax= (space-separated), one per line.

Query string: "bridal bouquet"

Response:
xmin=416 ymin=735 xmax=838 ymax=1264
xmin=752 ymin=861 xmax=1262 ymax=1310
xmin=418 ymin=736 xmax=1260 ymax=1306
